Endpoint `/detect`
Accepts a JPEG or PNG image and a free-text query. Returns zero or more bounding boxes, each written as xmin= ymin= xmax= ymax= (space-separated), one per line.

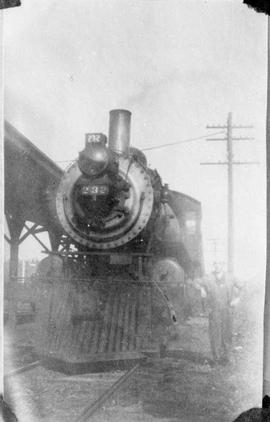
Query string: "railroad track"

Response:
xmin=75 ymin=363 xmax=140 ymax=422
xmin=4 ymin=360 xmax=141 ymax=421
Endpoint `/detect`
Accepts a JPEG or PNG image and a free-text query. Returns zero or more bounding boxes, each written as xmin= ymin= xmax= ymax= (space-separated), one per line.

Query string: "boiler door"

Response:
xmin=56 ymin=157 xmax=154 ymax=249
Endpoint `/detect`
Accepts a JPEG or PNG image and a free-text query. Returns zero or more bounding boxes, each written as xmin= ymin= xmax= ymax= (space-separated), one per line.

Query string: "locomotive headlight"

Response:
xmin=78 ymin=142 xmax=110 ymax=177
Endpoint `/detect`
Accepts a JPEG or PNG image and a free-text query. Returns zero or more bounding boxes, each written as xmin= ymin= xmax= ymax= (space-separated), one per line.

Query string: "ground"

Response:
xmin=4 ymin=276 xmax=264 ymax=422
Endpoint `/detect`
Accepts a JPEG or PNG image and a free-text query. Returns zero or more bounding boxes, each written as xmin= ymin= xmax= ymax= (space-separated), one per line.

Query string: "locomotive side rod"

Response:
xmin=74 ymin=363 xmax=140 ymax=422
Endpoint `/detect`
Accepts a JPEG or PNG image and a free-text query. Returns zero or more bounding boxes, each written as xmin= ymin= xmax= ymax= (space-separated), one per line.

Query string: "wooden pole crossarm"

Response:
xmin=200 ymin=162 xmax=228 ymax=165
xmin=207 ymin=125 xmax=253 ymax=129
xmin=206 ymin=137 xmax=254 ymax=142
xmin=201 ymin=161 xmax=259 ymax=166
xmin=232 ymin=161 xmax=259 ymax=165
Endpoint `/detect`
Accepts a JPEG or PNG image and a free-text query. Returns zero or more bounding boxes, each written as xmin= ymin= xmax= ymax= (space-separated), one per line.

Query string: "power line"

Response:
xmin=141 ymin=130 xmax=225 ymax=152
xmin=55 ymin=130 xmax=226 ymax=162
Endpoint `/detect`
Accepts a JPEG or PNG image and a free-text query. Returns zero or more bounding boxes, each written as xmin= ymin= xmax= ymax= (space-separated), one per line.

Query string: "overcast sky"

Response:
xmin=3 ymin=0 xmax=268 ymax=278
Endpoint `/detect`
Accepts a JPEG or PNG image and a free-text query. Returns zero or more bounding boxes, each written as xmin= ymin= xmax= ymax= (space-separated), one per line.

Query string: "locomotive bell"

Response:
xmin=129 ymin=147 xmax=147 ymax=167
xmin=78 ymin=136 xmax=110 ymax=177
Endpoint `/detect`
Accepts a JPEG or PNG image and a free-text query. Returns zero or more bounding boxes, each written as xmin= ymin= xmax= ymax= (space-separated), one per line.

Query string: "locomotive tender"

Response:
xmin=5 ymin=110 xmax=203 ymax=373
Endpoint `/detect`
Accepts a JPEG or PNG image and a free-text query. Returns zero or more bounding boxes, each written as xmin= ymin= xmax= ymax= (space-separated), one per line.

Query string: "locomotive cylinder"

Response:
xmin=108 ymin=109 xmax=131 ymax=156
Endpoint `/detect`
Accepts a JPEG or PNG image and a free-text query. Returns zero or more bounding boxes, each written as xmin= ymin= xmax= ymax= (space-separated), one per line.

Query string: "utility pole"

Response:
xmin=201 ymin=112 xmax=257 ymax=277
xmin=227 ymin=113 xmax=234 ymax=277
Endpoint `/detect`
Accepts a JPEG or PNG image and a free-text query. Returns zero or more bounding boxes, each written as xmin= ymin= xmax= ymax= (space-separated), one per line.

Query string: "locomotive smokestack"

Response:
xmin=108 ymin=109 xmax=131 ymax=156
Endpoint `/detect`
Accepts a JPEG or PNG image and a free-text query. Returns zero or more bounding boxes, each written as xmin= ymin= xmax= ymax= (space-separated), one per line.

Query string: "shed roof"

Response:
xmin=4 ymin=121 xmax=64 ymax=232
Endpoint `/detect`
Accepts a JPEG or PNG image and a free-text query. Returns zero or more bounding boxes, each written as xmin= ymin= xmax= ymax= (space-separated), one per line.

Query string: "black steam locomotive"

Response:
xmin=5 ymin=110 xmax=203 ymax=372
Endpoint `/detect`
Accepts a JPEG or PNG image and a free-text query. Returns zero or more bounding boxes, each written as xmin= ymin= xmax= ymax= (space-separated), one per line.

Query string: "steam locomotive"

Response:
xmin=5 ymin=109 xmax=203 ymax=373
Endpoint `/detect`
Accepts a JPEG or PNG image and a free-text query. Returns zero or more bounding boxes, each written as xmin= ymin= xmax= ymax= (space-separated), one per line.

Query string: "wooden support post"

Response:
xmin=7 ymin=239 xmax=19 ymax=330
xmin=5 ymin=213 xmax=24 ymax=331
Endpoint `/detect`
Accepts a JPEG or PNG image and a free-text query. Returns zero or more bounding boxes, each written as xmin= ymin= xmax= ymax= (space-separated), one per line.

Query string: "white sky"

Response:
xmin=3 ymin=0 xmax=268 ymax=278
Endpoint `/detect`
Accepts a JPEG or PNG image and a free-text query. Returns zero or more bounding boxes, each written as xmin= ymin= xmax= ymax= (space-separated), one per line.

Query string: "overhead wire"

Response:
xmin=141 ymin=130 xmax=226 ymax=151
xmin=55 ymin=130 xmax=226 ymax=163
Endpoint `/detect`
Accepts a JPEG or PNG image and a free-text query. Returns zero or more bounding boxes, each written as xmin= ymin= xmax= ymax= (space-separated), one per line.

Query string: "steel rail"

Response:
xmin=75 ymin=363 xmax=140 ymax=422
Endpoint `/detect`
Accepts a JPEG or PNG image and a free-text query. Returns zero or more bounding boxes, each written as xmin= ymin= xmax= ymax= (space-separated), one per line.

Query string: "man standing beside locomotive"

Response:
xmin=193 ymin=262 xmax=242 ymax=365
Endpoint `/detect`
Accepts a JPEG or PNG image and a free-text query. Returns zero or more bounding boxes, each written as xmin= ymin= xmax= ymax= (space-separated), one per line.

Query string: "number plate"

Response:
xmin=81 ymin=185 xmax=109 ymax=195
xmin=85 ymin=133 xmax=107 ymax=144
